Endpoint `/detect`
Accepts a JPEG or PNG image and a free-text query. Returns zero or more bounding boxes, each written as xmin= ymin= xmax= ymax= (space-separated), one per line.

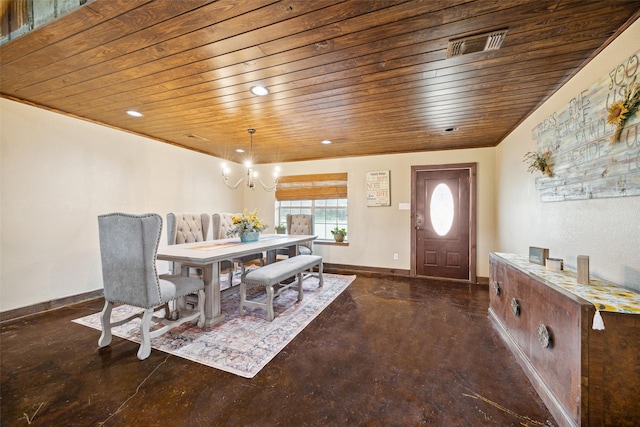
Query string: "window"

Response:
xmin=275 ymin=173 xmax=348 ymax=240
xmin=430 ymin=183 xmax=455 ymax=236
xmin=275 ymin=199 xmax=348 ymax=239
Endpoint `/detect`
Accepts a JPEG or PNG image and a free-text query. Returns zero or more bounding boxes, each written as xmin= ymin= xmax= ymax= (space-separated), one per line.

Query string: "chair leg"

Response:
xmin=163 ymin=302 xmax=173 ymax=319
xmin=137 ymin=308 xmax=154 ymax=360
xmin=239 ymin=281 xmax=247 ymax=315
xmin=98 ymin=300 xmax=114 ymax=347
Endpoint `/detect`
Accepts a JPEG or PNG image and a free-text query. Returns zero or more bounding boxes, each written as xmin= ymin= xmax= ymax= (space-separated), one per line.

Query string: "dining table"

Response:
xmin=156 ymin=233 xmax=317 ymax=326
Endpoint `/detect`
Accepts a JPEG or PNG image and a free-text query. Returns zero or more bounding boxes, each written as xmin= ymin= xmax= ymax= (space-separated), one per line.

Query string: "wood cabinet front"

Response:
xmin=489 ymin=253 xmax=640 ymax=427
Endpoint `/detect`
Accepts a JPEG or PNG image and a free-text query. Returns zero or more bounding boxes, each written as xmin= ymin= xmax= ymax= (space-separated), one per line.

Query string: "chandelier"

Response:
xmin=221 ymin=129 xmax=279 ymax=191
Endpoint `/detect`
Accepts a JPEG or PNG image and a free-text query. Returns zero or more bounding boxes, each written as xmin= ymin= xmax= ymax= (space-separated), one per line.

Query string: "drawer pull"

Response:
xmin=510 ymin=298 xmax=520 ymax=317
xmin=537 ymin=324 xmax=552 ymax=349
xmin=492 ymin=281 xmax=501 ymax=296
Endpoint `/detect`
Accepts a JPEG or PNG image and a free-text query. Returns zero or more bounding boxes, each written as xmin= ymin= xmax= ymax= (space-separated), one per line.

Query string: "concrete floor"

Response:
xmin=1 ymin=274 xmax=555 ymax=426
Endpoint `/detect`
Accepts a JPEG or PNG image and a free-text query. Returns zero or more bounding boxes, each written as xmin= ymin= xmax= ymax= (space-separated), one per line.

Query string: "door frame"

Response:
xmin=410 ymin=163 xmax=477 ymax=283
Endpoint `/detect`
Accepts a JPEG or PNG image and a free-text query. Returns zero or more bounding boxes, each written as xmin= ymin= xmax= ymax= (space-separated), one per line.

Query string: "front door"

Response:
xmin=412 ymin=164 xmax=476 ymax=281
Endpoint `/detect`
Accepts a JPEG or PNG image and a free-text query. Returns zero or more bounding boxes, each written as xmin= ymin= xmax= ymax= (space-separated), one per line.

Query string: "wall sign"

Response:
xmin=532 ymin=48 xmax=640 ymax=202
xmin=366 ymin=170 xmax=390 ymax=206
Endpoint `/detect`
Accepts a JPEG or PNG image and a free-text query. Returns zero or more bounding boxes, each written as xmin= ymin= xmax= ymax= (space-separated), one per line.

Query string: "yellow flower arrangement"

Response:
xmin=230 ymin=209 xmax=267 ymax=235
xmin=607 ymin=76 xmax=640 ymax=144
xmin=523 ymin=149 xmax=553 ymax=177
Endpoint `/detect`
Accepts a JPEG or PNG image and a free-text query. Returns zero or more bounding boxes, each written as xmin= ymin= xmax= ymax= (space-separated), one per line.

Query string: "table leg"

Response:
xmin=289 ymin=244 xmax=298 ymax=257
xmin=201 ymin=262 xmax=225 ymax=327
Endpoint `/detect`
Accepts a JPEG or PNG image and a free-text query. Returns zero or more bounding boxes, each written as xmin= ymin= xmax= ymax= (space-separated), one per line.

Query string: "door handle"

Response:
xmin=414 ymin=225 xmax=421 ymax=230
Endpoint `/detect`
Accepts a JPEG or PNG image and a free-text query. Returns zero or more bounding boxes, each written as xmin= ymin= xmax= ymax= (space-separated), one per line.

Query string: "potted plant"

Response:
xmin=229 ymin=209 xmax=267 ymax=242
xmin=274 ymin=223 xmax=286 ymax=234
xmin=331 ymin=227 xmax=347 ymax=242
xmin=523 ymin=149 xmax=553 ymax=177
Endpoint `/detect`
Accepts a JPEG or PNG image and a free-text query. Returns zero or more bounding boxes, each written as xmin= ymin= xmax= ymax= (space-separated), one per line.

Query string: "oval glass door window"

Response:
xmin=430 ymin=183 xmax=454 ymax=236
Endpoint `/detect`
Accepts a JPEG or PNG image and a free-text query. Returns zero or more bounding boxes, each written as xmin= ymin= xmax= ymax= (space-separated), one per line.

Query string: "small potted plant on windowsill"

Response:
xmin=274 ymin=223 xmax=286 ymax=234
xmin=331 ymin=227 xmax=347 ymax=242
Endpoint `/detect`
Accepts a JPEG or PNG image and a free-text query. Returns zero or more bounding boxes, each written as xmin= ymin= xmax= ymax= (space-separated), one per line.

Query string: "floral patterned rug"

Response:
xmin=73 ymin=273 xmax=355 ymax=378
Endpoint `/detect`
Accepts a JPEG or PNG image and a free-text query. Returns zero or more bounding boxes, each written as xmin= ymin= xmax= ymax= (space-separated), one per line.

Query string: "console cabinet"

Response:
xmin=489 ymin=253 xmax=640 ymax=427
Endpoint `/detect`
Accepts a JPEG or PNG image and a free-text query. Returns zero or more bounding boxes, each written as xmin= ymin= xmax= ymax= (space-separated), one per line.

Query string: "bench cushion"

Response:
xmin=244 ymin=255 xmax=322 ymax=287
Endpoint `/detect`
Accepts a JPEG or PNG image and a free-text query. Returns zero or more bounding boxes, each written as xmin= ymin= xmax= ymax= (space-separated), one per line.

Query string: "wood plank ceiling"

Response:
xmin=1 ymin=0 xmax=639 ymax=165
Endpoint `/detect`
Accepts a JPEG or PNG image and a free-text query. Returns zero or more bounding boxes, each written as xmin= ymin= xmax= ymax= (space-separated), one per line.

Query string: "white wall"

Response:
xmin=0 ymin=99 xmax=245 ymax=311
xmin=496 ymin=19 xmax=640 ymax=291
xmin=1 ymin=98 xmax=497 ymax=312
xmin=247 ymin=148 xmax=497 ymax=277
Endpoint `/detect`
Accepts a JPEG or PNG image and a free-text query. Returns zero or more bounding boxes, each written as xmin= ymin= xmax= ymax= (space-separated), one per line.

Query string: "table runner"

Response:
xmin=495 ymin=253 xmax=640 ymax=329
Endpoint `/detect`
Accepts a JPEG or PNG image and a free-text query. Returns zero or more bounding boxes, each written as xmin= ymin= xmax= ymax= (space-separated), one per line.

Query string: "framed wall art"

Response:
xmin=366 ymin=170 xmax=390 ymax=207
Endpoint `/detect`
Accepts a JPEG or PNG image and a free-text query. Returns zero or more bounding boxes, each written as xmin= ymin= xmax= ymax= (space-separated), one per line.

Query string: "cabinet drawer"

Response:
xmin=490 ymin=260 xmax=530 ymax=352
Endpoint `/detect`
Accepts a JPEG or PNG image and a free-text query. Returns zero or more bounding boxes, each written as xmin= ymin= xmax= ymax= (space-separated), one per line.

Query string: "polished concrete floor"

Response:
xmin=1 ymin=274 xmax=555 ymax=426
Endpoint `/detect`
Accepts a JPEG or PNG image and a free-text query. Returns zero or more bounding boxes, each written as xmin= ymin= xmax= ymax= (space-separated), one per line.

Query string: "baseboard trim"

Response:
xmin=0 ymin=266 xmax=489 ymax=323
xmin=324 ymin=263 xmax=488 ymax=285
xmin=0 ymin=289 xmax=104 ymax=324
xmin=323 ymin=263 xmax=410 ymax=277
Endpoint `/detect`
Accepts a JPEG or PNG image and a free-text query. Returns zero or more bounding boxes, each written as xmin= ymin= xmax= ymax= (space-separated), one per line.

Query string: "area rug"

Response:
xmin=73 ymin=273 xmax=355 ymax=378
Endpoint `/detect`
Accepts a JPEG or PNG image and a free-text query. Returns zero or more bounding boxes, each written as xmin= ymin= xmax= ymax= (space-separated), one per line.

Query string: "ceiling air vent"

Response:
xmin=447 ymin=29 xmax=508 ymax=58
xmin=183 ymin=133 xmax=209 ymax=142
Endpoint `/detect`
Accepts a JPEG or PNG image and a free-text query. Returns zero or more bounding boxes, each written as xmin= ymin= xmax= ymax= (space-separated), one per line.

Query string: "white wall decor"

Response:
xmin=366 ymin=170 xmax=391 ymax=207
xmin=532 ymin=48 xmax=640 ymax=202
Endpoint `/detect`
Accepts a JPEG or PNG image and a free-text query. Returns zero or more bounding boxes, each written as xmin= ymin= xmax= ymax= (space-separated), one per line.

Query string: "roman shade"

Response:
xmin=275 ymin=173 xmax=348 ymax=201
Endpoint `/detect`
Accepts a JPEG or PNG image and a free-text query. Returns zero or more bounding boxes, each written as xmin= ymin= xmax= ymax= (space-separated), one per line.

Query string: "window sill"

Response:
xmin=315 ymin=239 xmax=349 ymax=246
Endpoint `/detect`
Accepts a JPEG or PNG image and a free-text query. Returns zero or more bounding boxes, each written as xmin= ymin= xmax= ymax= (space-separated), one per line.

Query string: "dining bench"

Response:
xmin=240 ymin=254 xmax=323 ymax=321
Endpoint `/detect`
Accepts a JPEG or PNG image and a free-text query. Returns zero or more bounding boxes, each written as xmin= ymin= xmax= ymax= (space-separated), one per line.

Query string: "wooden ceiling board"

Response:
xmin=1 ymin=0 xmax=639 ymax=164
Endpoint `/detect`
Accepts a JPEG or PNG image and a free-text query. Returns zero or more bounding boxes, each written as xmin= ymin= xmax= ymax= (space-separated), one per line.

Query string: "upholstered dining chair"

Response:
xmin=276 ymin=214 xmax=315 ymax=257
xmin=212 ymin=213 xmax=265 ymax=279
xmin=97 ymin=213 xmax=205 ymax=360
xmin=166 ymin=212 xmax=217 ymax=278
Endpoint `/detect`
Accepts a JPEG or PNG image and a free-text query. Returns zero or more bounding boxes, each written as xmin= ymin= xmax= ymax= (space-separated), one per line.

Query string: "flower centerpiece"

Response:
xmin=607 ymin=75 xmax=640 ymax=144
xmin=229 ymin=209 xmax=267 ymax=242
xmin=523 ymin=149 xmax=553 ymax=177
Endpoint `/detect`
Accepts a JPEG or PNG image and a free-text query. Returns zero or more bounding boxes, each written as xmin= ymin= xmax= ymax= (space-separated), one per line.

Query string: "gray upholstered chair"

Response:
xmin=166 ymin=212 xmax=233 ymax=281
xmin=212 ymin=213 xmax=264 ymax=279
xmin=97 ymin=213 xmax=205 ymax=360
xmin=277 ymin=214 xmax=314 ymax=257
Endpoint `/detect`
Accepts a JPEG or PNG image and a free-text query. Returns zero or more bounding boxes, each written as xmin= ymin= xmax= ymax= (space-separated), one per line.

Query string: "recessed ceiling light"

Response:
xmin=236 ymin=148 xmax=245 ymax=153
xmin=321 ymin=139 xmax=332 ymax=145
xmin=126 ymin=110 xmax=143 ymax=117
xmin=250 ymin=85 xmax=269 ymax=96
xmin=444 ymin=127 xmax=459 ymax=132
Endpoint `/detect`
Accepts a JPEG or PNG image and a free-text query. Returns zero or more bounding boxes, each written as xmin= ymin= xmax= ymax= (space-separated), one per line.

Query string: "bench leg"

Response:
xmin=297 ymin=272 xmax=304 ymax=301
xmin=318 ymin=262 xmax=323 ymax=287
xmin=266 ymin=285 xmax=275 ymax=322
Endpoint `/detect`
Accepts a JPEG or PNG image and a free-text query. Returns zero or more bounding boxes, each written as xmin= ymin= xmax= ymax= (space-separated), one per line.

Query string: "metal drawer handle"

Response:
xmin=537 ymin=324 xmax=552 ymax=349
xmin=510 ymin=298 xmax=520 ymax=317
xmin=492 ymin=281 xmax=501 ymax=296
